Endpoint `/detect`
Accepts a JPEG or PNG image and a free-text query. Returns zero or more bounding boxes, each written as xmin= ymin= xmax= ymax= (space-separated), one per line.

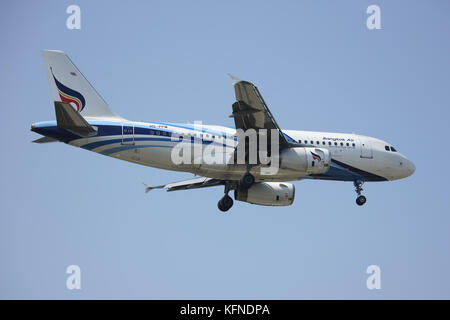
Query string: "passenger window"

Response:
xmin=334 ymin=142 xmax=338 ymax=146
xmin=352 ymin=143 xmax=355 ymax=147
xmin=304 ymin=140 xmax=308 ymax=144
xmin=328 ymin=142 xmax=332 ymax=145
xmin=340 ymin=142 xmax=344 ymax=146
xmin=346 ymin=142 xmax=349 ymax=146
xmin=310 ymin=140 xmax=314 ymax=144
xmin=322 ymin=141 xmax=325 ymax=145
xmin=316 ymin=141 xmax=320 ymax=144
xmin=385 ymin=145 xmax=390 ymax=151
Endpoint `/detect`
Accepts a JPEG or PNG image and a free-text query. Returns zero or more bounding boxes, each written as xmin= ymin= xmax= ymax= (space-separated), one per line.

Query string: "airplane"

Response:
xmin=31 ymin=50 xmax=415 ymax=212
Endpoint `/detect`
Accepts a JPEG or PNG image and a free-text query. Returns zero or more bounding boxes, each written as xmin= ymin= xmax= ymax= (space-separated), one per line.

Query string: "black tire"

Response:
xmin=240 ymin=173 xmax=255 ymax=189
xmin=222 ymin=194 xmax=233 ymax=208
xmin=218 ymin=195 xmax=233 ymax=212
xmin=217 ymin=199 xmax=227 ymax=212
xmin=356 ymin=195 xmax=367 ymax=206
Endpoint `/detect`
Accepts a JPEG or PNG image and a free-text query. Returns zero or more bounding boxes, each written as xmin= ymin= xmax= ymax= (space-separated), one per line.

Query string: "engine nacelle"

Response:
xmin=278 ymin=147 xmax=331 ymax=174
xmin=234 ymin=182 xmax=295 ymax=206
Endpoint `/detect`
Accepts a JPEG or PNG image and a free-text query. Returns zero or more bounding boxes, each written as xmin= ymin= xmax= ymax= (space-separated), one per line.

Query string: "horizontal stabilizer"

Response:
xmin=54 ymin=101 xmax=97 ymax=137
xmin=32 ymin=136 xmax=58 ymax=143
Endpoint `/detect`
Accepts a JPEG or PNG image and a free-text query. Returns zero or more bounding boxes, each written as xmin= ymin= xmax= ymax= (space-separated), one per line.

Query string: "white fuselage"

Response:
xmin=31 ymin=119 xmax=415 ymax=183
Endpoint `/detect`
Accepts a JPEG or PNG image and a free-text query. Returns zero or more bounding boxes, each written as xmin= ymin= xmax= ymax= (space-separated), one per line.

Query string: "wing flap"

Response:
xmin=144 ymin=177 xmax=224 ymax=193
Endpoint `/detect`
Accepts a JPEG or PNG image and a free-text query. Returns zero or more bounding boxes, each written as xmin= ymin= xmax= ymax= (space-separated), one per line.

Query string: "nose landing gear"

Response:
xmin=354 ymin=180 xmax=367 ymax=206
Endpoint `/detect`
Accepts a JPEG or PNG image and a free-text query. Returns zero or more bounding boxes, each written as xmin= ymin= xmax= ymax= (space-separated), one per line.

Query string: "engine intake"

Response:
xmin=235 ymin=182 xmax=295 ymax=206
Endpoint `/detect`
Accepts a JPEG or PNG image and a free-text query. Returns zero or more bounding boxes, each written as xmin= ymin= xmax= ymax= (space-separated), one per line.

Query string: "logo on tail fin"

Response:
xmin=51 ymin=68 xmax=86 ymax=112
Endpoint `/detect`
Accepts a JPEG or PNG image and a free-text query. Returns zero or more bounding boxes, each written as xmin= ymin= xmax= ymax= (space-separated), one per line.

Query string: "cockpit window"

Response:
xmin=385 ymin=145 xmax=390 ymax=151
xmin=390 ymin=146 xmax=397 ymax=152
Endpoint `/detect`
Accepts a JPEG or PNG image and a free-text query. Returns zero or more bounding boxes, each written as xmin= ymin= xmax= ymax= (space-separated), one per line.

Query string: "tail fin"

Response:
xmin=42 ymin=50 xmax=122 ymax=120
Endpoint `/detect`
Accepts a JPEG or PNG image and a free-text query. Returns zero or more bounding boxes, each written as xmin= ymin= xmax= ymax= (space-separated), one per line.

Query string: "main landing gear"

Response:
xmin=217 ymin=173 xmax=255 ymax=212
xmin=218 ymin=183 xmax=235 ymax=212
xmin=354 ymin=180 xmax=367 ymax=206
xmin=218 ymin=194 xmax=233 ymax=212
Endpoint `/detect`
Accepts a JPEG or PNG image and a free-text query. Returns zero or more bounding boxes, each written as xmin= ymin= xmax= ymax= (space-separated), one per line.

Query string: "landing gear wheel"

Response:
xmin=353 ymin=180 xmax=367 ymax=206
xmin=240 ymin=173 xmax=255 ymax=189
xmin=218 ymin=194 xmax=234 ymax=212
xmin=356 ymin=195 xmax=367 ymax=206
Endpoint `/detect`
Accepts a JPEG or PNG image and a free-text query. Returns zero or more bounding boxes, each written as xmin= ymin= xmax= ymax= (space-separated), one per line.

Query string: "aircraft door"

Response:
xmin=359 ymin=136 xmax=373 ymax=159
xmin=122 ymin=124 xmax=135 ymax=145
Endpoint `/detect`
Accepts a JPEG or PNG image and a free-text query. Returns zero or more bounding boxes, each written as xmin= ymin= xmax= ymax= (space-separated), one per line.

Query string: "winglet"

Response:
xmin=143 ymin=182 xmax=164 ymax=193
xmin=143 ymin=183 xmax=153 ymax=193
xmin=227 ymin=74 xmax=242 ymax=86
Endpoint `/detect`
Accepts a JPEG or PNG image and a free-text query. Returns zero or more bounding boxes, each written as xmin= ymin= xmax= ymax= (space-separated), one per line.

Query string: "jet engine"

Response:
xmin=277 ymin=147 xmax=331 ymax=174
xmin=234 ymin=182 xmax=295 ymax=206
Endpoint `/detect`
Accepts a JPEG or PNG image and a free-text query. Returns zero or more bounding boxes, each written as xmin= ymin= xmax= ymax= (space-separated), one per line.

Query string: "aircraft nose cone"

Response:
xmin=401 ymin=158 xmax=415 ymax=178
xmin=407 ymin=159 xmax=416 ymax=176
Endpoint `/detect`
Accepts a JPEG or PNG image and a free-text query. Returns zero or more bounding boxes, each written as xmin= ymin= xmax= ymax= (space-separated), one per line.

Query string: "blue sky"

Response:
xmin=1 ymin=0 xmax=449 ymax=299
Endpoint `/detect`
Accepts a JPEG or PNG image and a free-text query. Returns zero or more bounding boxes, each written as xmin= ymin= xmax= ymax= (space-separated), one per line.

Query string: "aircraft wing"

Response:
xmin=229 ymin=74 xmax=292 ymax=146
xmin=144 ymin=177 xmax=224 ymax=192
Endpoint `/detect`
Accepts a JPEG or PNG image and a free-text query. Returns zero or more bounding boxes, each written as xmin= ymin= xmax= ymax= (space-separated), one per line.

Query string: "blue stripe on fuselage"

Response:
xmin=81 ymin=136 xmax=223 ymax=152
xmin=82 ymin=137 xmax=172 ymax=150
xmin=100 ymin=144 xmax=173 ymax=155
xmin=309 ymin=159 xmax=387 ymax=182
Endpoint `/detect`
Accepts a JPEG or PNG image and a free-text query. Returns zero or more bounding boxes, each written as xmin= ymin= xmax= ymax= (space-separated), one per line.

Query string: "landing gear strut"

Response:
xmin=354 ymin=180 xmax=367 ymax=206
xmin=218 ymin=184 xmax=234 ymax=212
